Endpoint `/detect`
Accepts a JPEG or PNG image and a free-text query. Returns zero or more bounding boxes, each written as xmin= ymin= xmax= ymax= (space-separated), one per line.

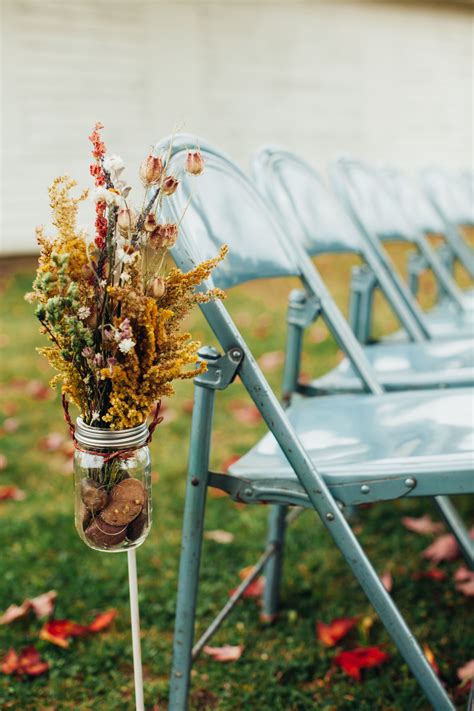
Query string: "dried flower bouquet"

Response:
xmin=27 ymin=124 xmax=226 ymax=551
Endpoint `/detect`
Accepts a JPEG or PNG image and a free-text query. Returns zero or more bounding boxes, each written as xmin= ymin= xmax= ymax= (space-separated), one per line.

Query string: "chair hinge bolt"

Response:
xmin=404 ymin=478 xmax=415 ymax=488
xmin=360 ymin=484 xmax=370 ymax=494
xmin=326 ymin=512 xmax=334 ymax=521
xmin=244 ymin=487 xmax=253 ymax=497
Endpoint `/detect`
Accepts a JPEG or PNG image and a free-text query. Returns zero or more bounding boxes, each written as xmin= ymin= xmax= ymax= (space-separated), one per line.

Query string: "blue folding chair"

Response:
xmin=331 ymin=158 xmax=474 ymax=341
xmin=156 ymin=135 xmax=473 ymax=711
xmin=422 ymin=166 xmax=474 ymax=279
xmin=251 ymin=146 xmax=474 ymax=394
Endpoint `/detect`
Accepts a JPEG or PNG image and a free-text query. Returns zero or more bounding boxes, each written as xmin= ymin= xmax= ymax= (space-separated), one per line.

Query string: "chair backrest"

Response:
xmin=252 ymin=147 xmax=363 ymax=256
xmin=382 ymin=169 xmax=445 ymax=237
xmin=332 ymin=157 xmax=465 ymax=313
xmin=422 ymin=167 xmax=474 ymax=228
xmin=156 ymin=136 xmax=301 ymax=290
xmin=330 ymin=157 xmax=417 ymax=243
xmin=156 ymin=134 xmax=383 ymax=394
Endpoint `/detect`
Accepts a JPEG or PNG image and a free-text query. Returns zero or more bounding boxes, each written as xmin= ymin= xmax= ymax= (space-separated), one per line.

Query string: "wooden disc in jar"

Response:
xmin=100 ymin=478 xmax=145 ymax=526
xmin=85 ymin=517 xmax=127 ymax=547
xmin=127 ymin=509 xmax=148 ymax=542
xmin=80 ymin=477 xmax=108 ymax=513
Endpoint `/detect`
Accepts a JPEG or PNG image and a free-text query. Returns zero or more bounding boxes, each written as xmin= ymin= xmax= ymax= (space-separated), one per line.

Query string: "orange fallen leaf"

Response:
xmin=203 ymin=644 xmax=243 ymax=662
xmin=316 ymin=617 xmax=358 ymax=647
xmin=401 ymin=515 xmax=444 ymax=536
xmin=334 ymin=646 xmax=390 ymax=681
xmin=87 ymin=609 xmax=117 ymax=633
xmin=423 ymin=644 xmax=440 ymax=676
xmin=222 ymin=455 xmax=240 ymax=472
xmin=0 ymin=454 xmax=8 ymax=470
xmin=1 ymin=646 xmax=49 ymax=677
xmin=229 ymin=566 xmax=265 ymax=599
xmin=0 ymin=486 xmax=26 ymax=501
xmin=26 ymin=380 xmax=52 ymax=400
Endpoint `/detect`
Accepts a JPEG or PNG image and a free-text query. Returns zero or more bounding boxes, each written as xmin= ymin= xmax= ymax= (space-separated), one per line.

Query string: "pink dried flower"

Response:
xmin=185 ymin=151 xmax=205 ymax=176
xmin=139 ymin=155 xmax=164 ymax=185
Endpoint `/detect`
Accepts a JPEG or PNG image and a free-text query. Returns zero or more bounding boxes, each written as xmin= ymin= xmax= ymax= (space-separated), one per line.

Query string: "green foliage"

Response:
xmin=0 ymin=260 xmax=472 ymax=710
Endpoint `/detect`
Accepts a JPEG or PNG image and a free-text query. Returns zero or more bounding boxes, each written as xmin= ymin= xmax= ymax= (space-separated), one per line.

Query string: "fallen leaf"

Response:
xmin=258 ymin=351 xmax=284 ymax=373
xmin=39 ymin=609 xmax=116 ymax=647
xmin=0 ymin=603 xmax=31 ymax=625
xmin=229 ymin=566 xmax=265 ymax=599
xmin=0 ymin=454 xmax=7 ymax=471
xmin=316 ymin=617 xmax=358 ymax=647
xmin=412 ymin=567 xmax=447 ymax=582
xmin=402 ymin=515 xmax=445 ymax=536
xmin=422 ymin=534 xmax=460 ymax=563
xmin=1 ymin=646 xmax=49 ymax=677
xmin=1 ymin=402 xmax=18 ymax=416
xmin=30 ymin=590 xmax=57 ymax=619
xmin=334 ymin=646 xmax=390 ymax=681
xmin=0 ymin=486 xmax=26 ymax=501
xmin=203 ymin=644 xmax=243 ymax=662
xmin=87 ymin=609 xmax=117 ymax=632
xmin=26 ymin=380 xmax=52 ymax=400
xmin=454 ymin=566 xmax=472 ymax=582
xmin=457 ymin=659 xmax=474 ymax=683
xmin=456 ymin=577 xmax=474 ymax=597
xmin=380 ymin=571 xmax=393 ymax=592
xmin=222 ymin=455 xmax=240 ymax=472
xmin=181 ymin=399 xmax=194 ymax=414
xmin=229 ymin=401 xmax=261 ymax=425
xmin=38 ymin=432 xmax=66 ymax=452
xmin=423 ymin=644 xmax=440 ymax=675
xmin=309 ymin=325 xmax=328 ymax=344
xmin=3 ymin=418 xmax=19 ymax=433
xmin=205 ymin=530 xmax=235 ymax=544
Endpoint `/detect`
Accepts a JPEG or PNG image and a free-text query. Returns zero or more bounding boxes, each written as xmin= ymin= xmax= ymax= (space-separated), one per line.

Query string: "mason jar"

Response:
xmin=73 ymin=419 xmax=152 ymax=552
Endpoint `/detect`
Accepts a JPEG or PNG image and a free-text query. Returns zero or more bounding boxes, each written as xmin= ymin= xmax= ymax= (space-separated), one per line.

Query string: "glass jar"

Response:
xmin=73 ymin=419 xmax=152 ymax=552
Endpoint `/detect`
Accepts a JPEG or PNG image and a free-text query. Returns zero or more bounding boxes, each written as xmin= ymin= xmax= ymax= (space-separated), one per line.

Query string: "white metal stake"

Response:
xmin=127 ymin=549 xmax=145 ymax=711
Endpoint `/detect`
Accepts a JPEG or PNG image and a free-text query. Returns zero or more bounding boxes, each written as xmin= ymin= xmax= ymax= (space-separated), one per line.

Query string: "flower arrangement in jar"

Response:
xmin=27 ymin=124 xmax=226 ymax=552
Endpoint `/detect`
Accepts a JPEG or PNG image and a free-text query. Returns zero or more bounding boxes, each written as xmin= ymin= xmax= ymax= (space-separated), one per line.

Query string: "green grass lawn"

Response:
xmin=0 ymin=250 xmax=472 ymax=710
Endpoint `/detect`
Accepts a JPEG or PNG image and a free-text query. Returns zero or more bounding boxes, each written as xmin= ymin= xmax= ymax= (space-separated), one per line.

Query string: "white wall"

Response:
xmin=1 ymin=0 xmax=472 ymax=254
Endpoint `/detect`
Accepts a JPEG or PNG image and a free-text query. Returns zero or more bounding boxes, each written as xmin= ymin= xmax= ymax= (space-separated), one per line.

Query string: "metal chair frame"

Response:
xmin=157 ymin=136 xmax=472 ymax=711
xmin=331 ymin=158 xmax=473 ymax=343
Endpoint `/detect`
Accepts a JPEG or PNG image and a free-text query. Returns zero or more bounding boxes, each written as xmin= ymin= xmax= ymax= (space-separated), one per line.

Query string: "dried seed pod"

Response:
xmin=85 ymin=517 xmax=127 ymax=548
xmin=185 ymin=150 xmax=205 ymax=176
xmin=80 ymin=478 xmax=108 ymax=513
xmin=149 ymin=276 xmax=166 ymax=299
xmin=143 ymin=214 xmax=158 ymax=232
xmin=139 ymin=155 xmax=164 ymax=185
xmin=117 ymin=207 xmax=136 ymax=236
xmin=162 ymin=176 xmax=179 ymax=196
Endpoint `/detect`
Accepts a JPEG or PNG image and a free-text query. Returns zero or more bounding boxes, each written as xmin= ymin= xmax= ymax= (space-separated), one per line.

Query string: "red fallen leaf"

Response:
xmin=0 ymin=454 xmax=7 ymax=471
xmin=40 ymin=619 xmax=89 ymax=647
xmin=40 ymin=609 xmax=117 ymax=646
xmin=402 ymin=515 xmax=444 ymax=536
xmin=1 ymin=646 xmax=49 ymax=677
xmin=229 ymin=400 xmax=261 ymax=425
xmin=0 ymin=486 xmax=26 ymax=501
xmin=203 ymin=644 xmax=243 ymax=662
xmin=230 ymin=566 xmax=265 ymax=599
xmin=258 ymin=351 xmax=284 ymax=373
xmin=87 ymin=609 xmax=117 ymax=632
xmin=316 ymin=617 xmax=358 ymax=647
xmin=423 ymin=644 xmax=440 ymax=676
xmin=422 ymin=534 xmax=460 ymax=563
xmin=457 ymin=659 xmax=474 ymax=684
xmin=412 ymin=567 xmax=447 ymax=582
xmin=380 ymin=571 xmax=393 ymax=592
xmin=1 ymin=402 xmax=18 ymax=416
xmin=334 ymin=646 xmax=390 ymax=681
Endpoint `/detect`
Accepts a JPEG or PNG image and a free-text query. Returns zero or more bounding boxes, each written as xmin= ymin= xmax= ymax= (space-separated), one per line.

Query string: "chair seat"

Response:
xmin=224 ymin=389 xmax=474 ymax=506
xmin=312 ymin=339 xmax=474 ymax=392
xmin=384 ymin=302 xmax=474 ymax=342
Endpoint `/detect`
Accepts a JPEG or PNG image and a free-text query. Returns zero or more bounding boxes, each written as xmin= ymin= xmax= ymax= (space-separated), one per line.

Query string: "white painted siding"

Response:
xmin=1 ymin=0 xmax=472 ymax=254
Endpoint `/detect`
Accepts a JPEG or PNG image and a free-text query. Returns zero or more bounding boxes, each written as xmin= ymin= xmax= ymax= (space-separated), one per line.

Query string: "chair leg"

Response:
xmin=434 ymin=496 xmax=473 ymax=569
xmin=261 ymin=504 xmax=287 ymax=622
xmin=169 ymin=384 xmax=215 ymax=711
